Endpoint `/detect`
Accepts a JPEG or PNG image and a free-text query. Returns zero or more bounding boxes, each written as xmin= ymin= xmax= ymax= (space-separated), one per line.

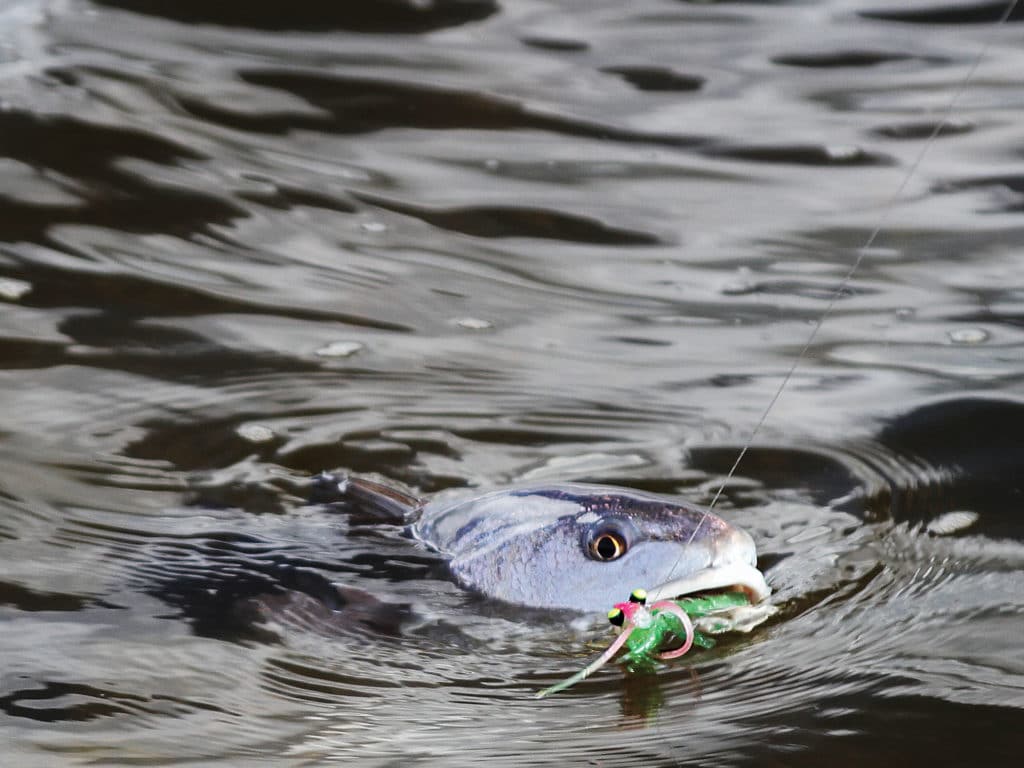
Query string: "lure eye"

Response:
xmin=590 ymin=531 xmax=626 ymax=561
xmin=608 ymin=608 xmax=625 ymax=626
xmin=629 ymin=588 xmax=647 ymax=605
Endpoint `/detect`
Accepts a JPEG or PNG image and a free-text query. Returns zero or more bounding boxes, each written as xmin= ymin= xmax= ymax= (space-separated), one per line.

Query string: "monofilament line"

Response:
xmin=675 ymin=0 xmax=1022 ymax=560
xmin=654 ymin=4 xmax=1021 ymax=767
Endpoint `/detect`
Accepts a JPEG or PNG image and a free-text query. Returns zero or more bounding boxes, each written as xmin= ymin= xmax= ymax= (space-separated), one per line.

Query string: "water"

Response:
xmin=2 ymin=0 xmax=1023 ymax=764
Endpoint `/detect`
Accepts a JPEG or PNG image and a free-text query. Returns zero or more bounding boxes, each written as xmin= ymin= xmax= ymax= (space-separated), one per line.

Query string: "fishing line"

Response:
xmin=670 ymin=0 xmax=1021 ymax=567
xmin=650 ymin=2 xmax=1020 ymax=762
xmin=536 ymin=0 xmax=1015 ymax=729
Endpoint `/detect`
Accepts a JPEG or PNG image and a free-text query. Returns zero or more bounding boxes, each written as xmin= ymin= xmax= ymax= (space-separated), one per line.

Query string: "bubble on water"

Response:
xmin=926 ymin=510 xmax=979 ymax=536
xmin=484 ymin=158 xmax=500 ymax=170
xmin=948 ymin=328 xmax=989 ymax=344
xmin=315 ymin=340 xmax=364 ymax=358
xmin=0 ymin=278 xmax=31 ymax=301
xmin=453 ymin=317 xmax=493 ymax=330
xmin=721 ymin=280 xmax=756 ymax=296
xmin=361 ymin=221 xmax=387 ymax=233
xmin=721 ymin=267 xmax=755 ymax=296
xmin=824 ymin=145 xmax=862 ymax=161
xmin=236 ymin=424 xmax=275 ymax=443
xmin=895 ymin=307 xmax=915 ymax=320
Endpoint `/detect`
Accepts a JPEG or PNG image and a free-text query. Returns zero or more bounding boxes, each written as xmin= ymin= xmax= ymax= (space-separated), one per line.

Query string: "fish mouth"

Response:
xmin=645 ymin=522 xmax=772 ymax=607
xmin=645 ymin=562 xmax=771 ymax=605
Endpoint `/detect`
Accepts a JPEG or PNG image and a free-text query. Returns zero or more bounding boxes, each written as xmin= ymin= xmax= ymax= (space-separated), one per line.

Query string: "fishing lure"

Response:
xmin=535 ymin=588 xmax=749 ymax=698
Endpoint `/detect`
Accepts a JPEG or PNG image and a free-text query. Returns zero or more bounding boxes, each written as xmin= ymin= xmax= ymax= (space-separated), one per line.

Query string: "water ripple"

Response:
xmin=2 ymin=0 xmax=1023 ymax=764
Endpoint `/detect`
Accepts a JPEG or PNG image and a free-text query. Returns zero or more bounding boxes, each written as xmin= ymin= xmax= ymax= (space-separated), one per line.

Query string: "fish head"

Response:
xmin=414 ymin=484 xmax=769 ymax=613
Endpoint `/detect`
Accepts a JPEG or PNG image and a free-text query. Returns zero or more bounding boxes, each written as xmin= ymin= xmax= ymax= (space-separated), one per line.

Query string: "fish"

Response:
xmin=338 ymin=477 xmax=770 ymax=613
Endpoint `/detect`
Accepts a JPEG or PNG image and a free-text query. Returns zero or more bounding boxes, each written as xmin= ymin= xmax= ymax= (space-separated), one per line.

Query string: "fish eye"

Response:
xmin=582 ymin=517 xmax=637 ymax=562
xmin=589 ymin=531 xmax=627 ymax=561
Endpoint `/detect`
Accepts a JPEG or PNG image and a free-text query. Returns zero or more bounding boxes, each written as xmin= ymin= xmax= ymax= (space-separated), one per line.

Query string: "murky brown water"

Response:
xmin=2 ymin=0 xmax=1023 ymax=765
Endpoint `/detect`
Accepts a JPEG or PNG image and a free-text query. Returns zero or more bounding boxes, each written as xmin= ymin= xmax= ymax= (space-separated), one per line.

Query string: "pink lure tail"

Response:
xmin=535 ymin=624 xmax=636 ymax=699
xmin=651 ymin=600 xmax=694 ymax=660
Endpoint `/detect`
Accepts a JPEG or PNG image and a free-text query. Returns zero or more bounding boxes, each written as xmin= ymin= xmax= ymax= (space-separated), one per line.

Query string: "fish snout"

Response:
xmin=646 ymin=518 xmax=770 ymax=605
xmin=713 ymin=524 xmax=758 ymax=569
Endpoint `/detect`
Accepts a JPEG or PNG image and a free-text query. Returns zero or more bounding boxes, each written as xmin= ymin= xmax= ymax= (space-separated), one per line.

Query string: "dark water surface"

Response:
xmin=2 ymin=0 xmax=1023 ymax=764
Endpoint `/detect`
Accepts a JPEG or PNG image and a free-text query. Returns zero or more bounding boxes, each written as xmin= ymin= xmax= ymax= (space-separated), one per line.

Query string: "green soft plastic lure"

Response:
xmin=535 ymin=588 xmax=750 ymax=698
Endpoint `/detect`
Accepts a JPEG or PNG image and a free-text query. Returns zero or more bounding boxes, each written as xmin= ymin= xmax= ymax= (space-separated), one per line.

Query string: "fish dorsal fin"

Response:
xmin=336 ymin=476 xmax=423 ymax=524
